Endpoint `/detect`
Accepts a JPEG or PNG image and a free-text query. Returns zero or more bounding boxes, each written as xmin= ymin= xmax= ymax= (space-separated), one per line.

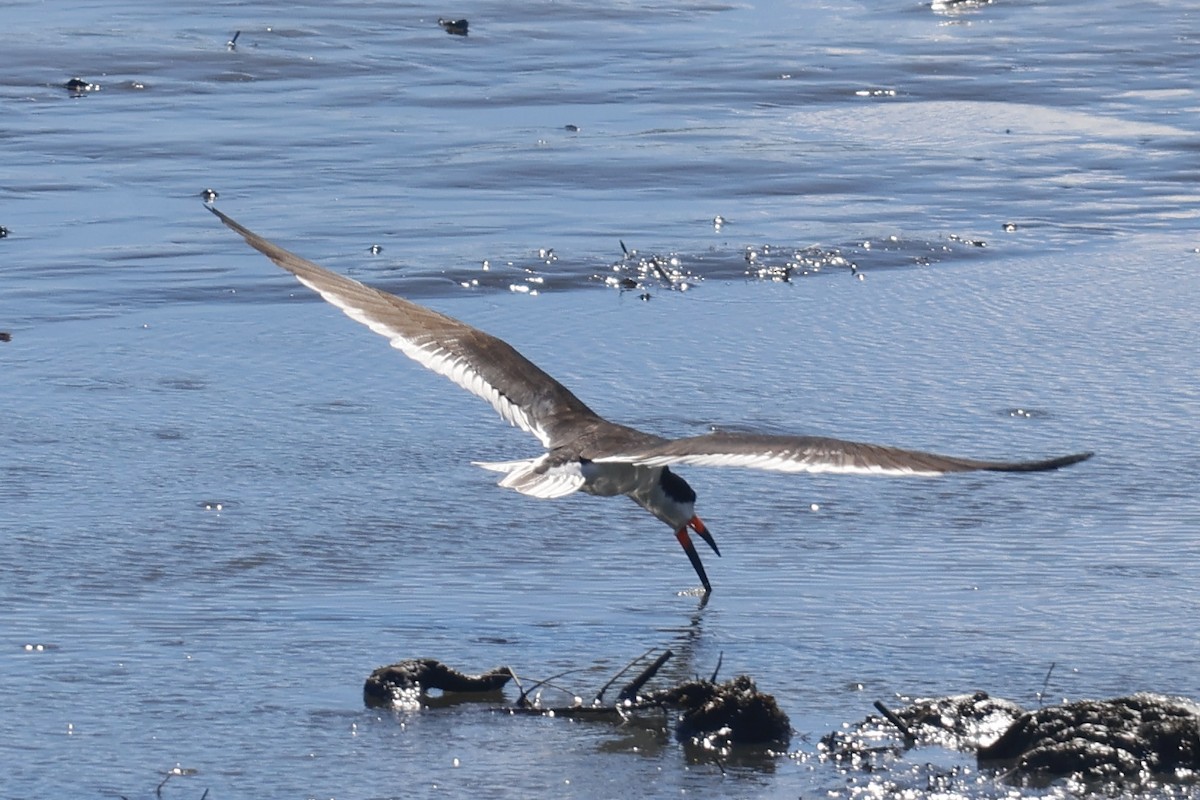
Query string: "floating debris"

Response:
xmin=64 ymin=77 xmax=100 ymax=94
xmin=200 ymin=188 xmax=219 ymax=204
xmin=438 ymin=18 xmax=469 ymax=36
xmin=364 ymin=651 xmax=789 ymax=751
xmin=648 ymin=674 xmax=791 ymax=748
xmin=156 ymin=765 xmax=200 ymax=798
xmin=364 ymin=659 xmax=514 ymax=708
xmin=597 ymin=240 xmax=700 ymax=295
xmin=825 ymin=690 xmax=1200 ymax=791
xmin=980 ymin=693 xmax=1200 ymax=788
xmin=948 ymin=233 xmax=987 ymax=247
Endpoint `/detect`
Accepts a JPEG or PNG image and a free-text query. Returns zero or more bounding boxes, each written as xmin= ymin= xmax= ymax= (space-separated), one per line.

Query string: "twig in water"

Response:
xmin=1038 ymin=662 xmax=1056 ymax=708
xmin=708 ymin=651 xmax=724 ymax=683
xmin=873 ymin=700 xmax=916 ymax=744
xmin=618 ymin=649 xmax=672 ymax=701
xmin=594 ymin=647 xmax=657 ymax=704
xmin=517 ymin=668 xmax=583 ymax=708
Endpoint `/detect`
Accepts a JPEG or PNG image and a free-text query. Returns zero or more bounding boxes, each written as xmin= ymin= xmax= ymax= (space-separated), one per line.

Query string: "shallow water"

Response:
xmin=3 ymin=1 xmax=1199 ymax=798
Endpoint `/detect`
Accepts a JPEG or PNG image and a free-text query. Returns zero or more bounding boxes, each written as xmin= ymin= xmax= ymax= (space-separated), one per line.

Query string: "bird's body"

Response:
xmin=210 ymin=207 xmax=1093 ymax=593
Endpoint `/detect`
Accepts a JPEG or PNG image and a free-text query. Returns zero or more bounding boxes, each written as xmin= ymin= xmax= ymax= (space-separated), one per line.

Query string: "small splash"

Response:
xmin=599 ymin=243 xmax=700 ymax=295
xmin=743 ymin=244 xmax=856 ymax=282
xmin=948 ymin=233 xmax=987 ymax=247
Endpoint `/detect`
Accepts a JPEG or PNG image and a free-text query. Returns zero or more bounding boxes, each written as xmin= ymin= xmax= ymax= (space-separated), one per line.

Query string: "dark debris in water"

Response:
xmin=979 ymin=692 xmax=1200 ymax=788
xmin=438 ymin=18 xmax=469 ymax=36
xmin=363 ymin=650 xmax=790 ymax=755
xmin=364 ymin=658 xmax=514 ymax=708
xmin=64 ymin=76 xmax=100 ymax=95
xmin=825 ymin=690 xmax=1200 ymax=791
xmin=363 ymin=655 xmax=1200 ymax=788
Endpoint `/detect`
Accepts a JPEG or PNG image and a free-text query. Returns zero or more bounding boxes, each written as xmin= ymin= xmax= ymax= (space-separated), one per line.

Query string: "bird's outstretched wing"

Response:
xmin=594 ymin=432 xmax=1093 ymax=476
xmin=210 ymin=207 xmax=600 ymax=449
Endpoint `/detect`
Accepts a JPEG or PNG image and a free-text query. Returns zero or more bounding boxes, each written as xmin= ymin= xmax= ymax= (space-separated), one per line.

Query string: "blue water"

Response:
xmin=3 ymin=1 xmax=1199 ymax=798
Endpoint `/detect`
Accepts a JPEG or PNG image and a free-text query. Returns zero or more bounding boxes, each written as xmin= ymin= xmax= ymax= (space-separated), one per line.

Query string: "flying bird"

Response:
xmin=210 ymin=207 xmax=1092 ymax=593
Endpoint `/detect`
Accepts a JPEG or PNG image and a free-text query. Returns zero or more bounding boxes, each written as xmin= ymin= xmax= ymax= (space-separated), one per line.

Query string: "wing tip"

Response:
xmin=986 ymin=450 xmax=1095 ymax=472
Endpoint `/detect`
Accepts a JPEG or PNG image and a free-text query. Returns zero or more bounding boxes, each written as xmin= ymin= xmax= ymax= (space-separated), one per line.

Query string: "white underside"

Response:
xmin=473 ymin=457 xmax=690 ymax=529
xmin=472 ymin=457 xmax=662 ymax=500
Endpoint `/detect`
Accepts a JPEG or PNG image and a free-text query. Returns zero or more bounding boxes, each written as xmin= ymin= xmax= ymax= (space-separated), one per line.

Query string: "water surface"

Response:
xmin=3 ymin=1 xmax=1199 ymax=798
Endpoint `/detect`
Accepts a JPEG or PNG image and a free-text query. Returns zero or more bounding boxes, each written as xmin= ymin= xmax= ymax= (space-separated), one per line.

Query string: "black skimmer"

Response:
xmin=210 ymin=208 xmax=1093 ymax=594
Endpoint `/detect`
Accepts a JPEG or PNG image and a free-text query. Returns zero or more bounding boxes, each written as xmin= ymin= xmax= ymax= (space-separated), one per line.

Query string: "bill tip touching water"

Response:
xmin=208 ymin=206 xmax=1093 ymax=595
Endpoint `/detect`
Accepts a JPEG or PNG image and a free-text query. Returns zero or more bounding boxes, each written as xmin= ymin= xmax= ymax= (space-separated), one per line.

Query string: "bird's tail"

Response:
xmin=472 ymin=456 xmax=585 ymax=499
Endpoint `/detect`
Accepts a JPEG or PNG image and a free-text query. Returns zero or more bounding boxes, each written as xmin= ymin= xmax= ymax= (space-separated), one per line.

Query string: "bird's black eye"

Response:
xmin=660 ymin=467 xmax=696 ymax=504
